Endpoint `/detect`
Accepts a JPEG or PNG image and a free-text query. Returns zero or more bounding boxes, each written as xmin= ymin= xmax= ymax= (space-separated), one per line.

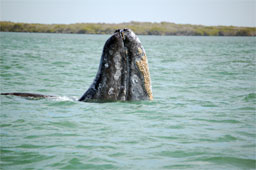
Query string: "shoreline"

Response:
xmin=1 ymin=21 xmax=255 ymax=36
xmin=1 ymin=31 xmax=255 ymax=38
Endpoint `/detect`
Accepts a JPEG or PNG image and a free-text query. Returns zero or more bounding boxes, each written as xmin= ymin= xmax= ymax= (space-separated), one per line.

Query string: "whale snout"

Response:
xmin=79 ymin=29 xmax=152 ymax=102
xmin=113 ymin=28 xmax=137 ymax=42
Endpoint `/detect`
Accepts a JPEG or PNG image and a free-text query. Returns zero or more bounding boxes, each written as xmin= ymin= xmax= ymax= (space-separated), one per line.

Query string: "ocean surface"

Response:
xmin=0 ymin=32 xmax=255 ymax=170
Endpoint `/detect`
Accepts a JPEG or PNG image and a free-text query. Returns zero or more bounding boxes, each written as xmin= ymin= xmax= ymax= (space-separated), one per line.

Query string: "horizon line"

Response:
xmin=1 ymin=20 xmax=255 ymax=28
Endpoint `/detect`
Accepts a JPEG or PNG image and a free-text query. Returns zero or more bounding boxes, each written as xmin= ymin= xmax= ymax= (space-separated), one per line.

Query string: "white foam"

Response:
xmin=51 ymin=96 xmax=78 ymax=102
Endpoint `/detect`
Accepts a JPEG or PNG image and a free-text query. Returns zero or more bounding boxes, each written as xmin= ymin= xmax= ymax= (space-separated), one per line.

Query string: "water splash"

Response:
xmin=51 ymin=96 xmax=78 ymax=102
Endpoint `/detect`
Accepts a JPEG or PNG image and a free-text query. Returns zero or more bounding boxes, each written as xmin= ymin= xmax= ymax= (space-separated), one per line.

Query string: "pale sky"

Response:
xmin=0 ymin=0 xmax=255 ymax=27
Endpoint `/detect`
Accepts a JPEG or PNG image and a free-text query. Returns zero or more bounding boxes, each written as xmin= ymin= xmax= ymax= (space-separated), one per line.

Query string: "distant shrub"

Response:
xmin=0 ymin=21 xmax=255 ymax=36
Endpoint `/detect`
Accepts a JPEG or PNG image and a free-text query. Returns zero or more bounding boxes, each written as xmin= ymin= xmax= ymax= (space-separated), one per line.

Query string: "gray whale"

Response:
xmin=1 ymin=29 xmax=153 ymax=102
xmin=79 ymin=29 xmax=153 ymax=102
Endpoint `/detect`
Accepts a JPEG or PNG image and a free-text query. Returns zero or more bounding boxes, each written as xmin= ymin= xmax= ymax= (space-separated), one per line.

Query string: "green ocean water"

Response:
xmin=0 ymin=32 xmax=255 ymax=170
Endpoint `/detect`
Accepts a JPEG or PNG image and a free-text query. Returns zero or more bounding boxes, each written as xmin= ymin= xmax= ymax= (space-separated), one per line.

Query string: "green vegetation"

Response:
xmin=0 ymin=21 xmax=255 ymax=36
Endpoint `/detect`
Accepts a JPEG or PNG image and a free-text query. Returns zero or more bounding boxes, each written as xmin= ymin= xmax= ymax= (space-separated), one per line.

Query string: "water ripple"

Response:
xmin=1 ymin=33 xmax=255 ymax=170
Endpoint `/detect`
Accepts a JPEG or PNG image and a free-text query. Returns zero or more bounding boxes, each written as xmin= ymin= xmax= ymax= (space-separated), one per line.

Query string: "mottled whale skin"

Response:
xmin=1 ymin=29 xmax=153 ymax=102
xmin=79 ymin=29 xmax=153 ymax=102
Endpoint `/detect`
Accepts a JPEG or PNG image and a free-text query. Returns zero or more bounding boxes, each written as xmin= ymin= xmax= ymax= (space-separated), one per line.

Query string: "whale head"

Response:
xmin=79 ymin=29 xmax=153 ymax=102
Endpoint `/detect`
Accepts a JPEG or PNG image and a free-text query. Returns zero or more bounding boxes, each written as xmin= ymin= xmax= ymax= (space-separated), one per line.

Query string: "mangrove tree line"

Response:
xmin=0 ymin=21 xmax=255 ymax=36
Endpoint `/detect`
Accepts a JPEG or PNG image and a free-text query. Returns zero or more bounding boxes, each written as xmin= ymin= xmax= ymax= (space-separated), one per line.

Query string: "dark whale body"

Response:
xmin=0 ymin=93 xmax=54 ymax=98
xmin=79 ymin=29 xmax=153 ymax=102
xmin=1 ymin=29 xmax=153 ymax=102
